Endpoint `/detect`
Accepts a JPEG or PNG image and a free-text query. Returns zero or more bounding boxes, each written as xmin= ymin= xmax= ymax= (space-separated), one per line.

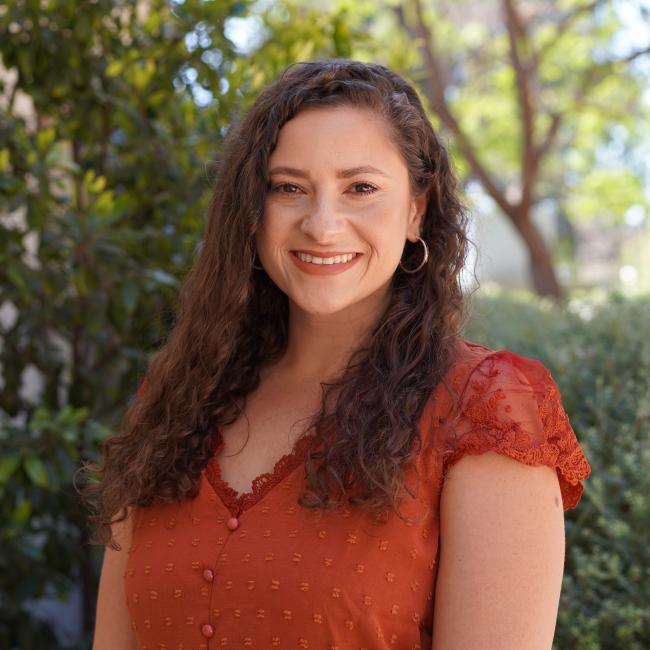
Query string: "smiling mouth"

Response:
xmin=292 ymin=251 xmax=360 ymax=265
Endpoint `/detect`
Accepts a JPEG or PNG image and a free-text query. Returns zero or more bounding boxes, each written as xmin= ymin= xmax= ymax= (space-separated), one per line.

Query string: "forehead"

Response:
xmin=269 ymin=105 xmax=402 ymax=167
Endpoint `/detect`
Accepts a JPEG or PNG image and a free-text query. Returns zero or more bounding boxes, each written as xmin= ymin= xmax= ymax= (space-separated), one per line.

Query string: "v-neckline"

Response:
xmin=204 ymin=429 xmax=313 ymax=517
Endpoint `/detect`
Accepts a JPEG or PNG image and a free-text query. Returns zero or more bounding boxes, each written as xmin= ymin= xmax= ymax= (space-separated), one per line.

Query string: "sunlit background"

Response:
xmin=0 ymin=1 xmax=648 ymax=648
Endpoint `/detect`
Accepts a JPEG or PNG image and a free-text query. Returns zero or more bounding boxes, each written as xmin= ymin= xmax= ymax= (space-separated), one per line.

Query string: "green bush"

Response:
xmin=0 ymin=2 xmax=359 ymax=646
xmin=465 ymin=285 xmax=650 ymax=649
xmin=0 ymin=2 xmax=240 ymax=643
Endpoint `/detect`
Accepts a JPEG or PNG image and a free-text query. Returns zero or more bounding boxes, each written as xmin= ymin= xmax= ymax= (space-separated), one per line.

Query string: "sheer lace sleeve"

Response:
xmin=442 ymin=350 xmax=592 ymax=511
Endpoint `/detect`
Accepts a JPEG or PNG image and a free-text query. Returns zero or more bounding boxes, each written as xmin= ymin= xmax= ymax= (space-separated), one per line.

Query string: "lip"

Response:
xmin=289 ymin=250 xmax=363 ymax=276
xmin=292 ymin=249 xmax=360 ymax=257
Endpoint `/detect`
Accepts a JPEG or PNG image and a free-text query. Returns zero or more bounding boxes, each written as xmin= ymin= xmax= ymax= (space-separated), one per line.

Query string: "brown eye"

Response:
xmin=271 ymin=183 xmax=301 ymax=193
xmin=352 ymin=182 xmax=378 ymax=195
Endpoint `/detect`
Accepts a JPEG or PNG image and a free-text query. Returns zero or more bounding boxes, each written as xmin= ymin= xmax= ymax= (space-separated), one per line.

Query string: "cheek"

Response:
xmin=257 ymin=209 xmax=284 ymax=252
xmin=374 ymin=235 xmax=406 ymax=269
xmin=357 ymin=212 xmax=408 ymax=262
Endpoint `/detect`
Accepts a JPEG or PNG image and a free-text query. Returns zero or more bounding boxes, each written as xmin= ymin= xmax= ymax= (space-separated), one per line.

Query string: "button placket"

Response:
xmin=226 ymin=502 xmax=244 ymax=525
xmin=196 ymin=506 xmax=240 ymax=642
xmin=198 ymin=501 xmax=241 ymax=641
xmin=200 ymin=565 xmax=217 ymax=638
xmin=201 ymin=534 xmax=217 ymax=634
xmin=201 ymin=623 xmax=215 ymax=638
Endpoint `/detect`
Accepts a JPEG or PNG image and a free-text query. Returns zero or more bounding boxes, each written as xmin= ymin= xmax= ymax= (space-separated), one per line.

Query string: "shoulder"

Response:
xmin=425 ymin=336 xmax=504 ymax=430
xmin=439 ymin=337 xmax=591 ymax=512
xmin=439 ymin=338 xmax=566 ymax=430
xmin=446 ymin=338 xmax=562 ymax=440
xmin=433 ymin=336 xmax=495 ymax=401
xmin=449 ymin=335 xmax=497 ymax=372
xmin=446 ymin=336 xmax=553 ymax=394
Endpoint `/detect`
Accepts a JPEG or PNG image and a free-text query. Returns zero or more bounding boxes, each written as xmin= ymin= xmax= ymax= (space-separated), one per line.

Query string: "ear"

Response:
xmin=406 ymin=190 xmax=428 ymax=242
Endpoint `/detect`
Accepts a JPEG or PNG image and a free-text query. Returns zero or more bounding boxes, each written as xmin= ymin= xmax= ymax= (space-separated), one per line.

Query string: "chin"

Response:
xmin=292 ymin=294 xmax=358 ymax=317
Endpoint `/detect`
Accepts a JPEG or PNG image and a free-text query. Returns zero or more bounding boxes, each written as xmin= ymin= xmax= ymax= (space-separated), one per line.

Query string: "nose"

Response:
xmin=299 ymin=194 xmax=345 ymax=243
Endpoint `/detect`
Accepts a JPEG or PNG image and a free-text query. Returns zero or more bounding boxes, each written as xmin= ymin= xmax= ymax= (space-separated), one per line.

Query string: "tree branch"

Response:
xmin=572 ymin=44 xmax=650 ymax=108
xmin=503 ymin=0 xmax=536 ymax=214
xmin=621 ymin=44 xmax=650 ymax=63
xmin=536 ymin=0 xmax=605 ymax=62
xmin=402 ymin=0 xmax=517 ymax=220
xmin=534 ymin=111 xmax=562 ymax=163
xmin=524 ymin=0 xmax=647 ymax=199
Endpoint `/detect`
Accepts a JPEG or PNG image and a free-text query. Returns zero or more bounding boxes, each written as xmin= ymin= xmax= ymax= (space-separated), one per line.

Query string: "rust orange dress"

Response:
xmin=123 ymin=338 xmax=591 ymax=649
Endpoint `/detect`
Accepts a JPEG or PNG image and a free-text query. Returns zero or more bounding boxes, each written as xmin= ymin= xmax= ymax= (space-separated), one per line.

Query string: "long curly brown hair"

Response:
xmin=83 ymin=58 xmax=473 ymax=549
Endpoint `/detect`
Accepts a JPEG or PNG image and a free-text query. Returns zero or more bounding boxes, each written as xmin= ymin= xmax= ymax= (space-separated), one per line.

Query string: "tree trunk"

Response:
xmin=512 ymin=211 xmax=564 ymax=302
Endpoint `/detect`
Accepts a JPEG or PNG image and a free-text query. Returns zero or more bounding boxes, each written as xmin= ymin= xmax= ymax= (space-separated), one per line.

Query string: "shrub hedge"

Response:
xmin=465 ymin=286 xmax=650 ymax=650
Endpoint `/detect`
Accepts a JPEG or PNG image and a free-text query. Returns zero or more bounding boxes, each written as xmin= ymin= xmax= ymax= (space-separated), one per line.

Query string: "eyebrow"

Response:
xmin=268 ymin=165 xmax=390 ymax=179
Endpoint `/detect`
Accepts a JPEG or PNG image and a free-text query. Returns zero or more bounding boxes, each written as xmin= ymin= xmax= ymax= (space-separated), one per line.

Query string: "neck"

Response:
xmin=272 ymin=287 xmax=390 ymax=383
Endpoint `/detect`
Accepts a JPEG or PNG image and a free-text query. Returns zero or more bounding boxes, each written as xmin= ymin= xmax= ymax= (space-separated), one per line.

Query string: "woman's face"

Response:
xmin=256 ymin=104 xmax=427 ymax=318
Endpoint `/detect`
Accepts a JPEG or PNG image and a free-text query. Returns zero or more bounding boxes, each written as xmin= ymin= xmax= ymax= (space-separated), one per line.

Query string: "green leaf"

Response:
xmin=88 ymin=175 xmax=107 ymax=193
xmin=36 ymin=127 xmax=56 ymax=152
xmin=122 ymin=281 xmax=139 ymax=313
xmin=93 ymin=189 xmax=116 ymax=214
xmin=7 ymin=264 xmax=28 ymax=293
xmin=0 ymin=455 xmax=20 ymax=483
xmin=83 ymin=169 xmax=96 ymax=187
xmin=24 ymin=457 xmax=49 ymax=487
xmin=0 ymin=148 xmax=10 ymax=172
xmin=105 ymin=60 xmax=124 ymax=77
xmin=10 ymin=499 xmax=31 ymax=526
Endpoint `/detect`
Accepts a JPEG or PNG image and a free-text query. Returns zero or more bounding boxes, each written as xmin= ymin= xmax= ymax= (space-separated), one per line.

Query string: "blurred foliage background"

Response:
xmin=0 ymin=0 xmax=648 ymax=648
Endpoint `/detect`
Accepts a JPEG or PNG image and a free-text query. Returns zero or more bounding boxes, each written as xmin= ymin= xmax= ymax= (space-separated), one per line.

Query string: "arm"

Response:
xmin=92 ymin=508 xmax=137 ymax=650
xmin=432 ymin=451 xmax=566 ymax=650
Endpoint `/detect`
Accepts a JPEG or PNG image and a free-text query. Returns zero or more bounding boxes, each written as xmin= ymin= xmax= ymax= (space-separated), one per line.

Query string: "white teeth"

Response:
xmin=296 ymin=252 xmax=357 ymax=264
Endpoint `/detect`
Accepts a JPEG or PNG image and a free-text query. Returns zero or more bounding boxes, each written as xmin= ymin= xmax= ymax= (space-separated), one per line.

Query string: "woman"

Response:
xmin=88 ymin=59 xmax=591 ymax=649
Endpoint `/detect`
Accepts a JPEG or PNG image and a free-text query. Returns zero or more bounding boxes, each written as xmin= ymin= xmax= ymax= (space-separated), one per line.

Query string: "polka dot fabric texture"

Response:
xmin=124 ymin=338 xmax=591 ymax=648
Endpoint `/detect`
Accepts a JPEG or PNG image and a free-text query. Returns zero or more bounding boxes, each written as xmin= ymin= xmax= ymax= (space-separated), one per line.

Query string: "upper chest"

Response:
xmin=215 ymin=377 xmax=323 ymax=496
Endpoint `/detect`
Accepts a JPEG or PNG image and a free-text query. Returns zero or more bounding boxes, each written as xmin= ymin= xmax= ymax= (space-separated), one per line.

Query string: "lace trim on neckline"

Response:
xmin=204 ymin=431 xmax=312 ymax=516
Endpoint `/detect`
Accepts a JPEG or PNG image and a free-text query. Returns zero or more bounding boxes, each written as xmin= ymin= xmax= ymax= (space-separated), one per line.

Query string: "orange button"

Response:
xmin=201 ymin=623 xmax=215 ymax=638
xmin=226 ymin=517 xmax=239 ymax=530
xmin=202 ymin=568 xmax=215 ymax=582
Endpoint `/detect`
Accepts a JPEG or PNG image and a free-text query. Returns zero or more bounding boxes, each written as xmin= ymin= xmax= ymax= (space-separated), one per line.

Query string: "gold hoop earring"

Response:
xmin=399 ymin=236 xmax=429 ymax=274
xmin=252 ymin=254 xmax=264 ymax=271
